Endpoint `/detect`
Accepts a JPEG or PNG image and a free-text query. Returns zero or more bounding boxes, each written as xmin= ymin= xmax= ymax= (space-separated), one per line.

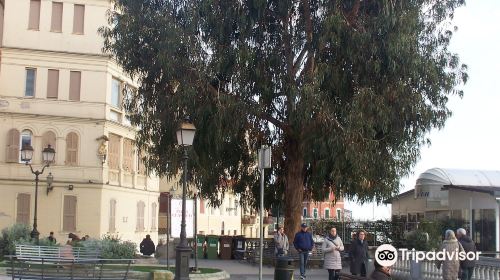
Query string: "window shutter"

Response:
xmin=47 ymin=69 xmax=59 ymax=98
xmin=28 ymin=0 xmax=41 ymax=30
xmin=51 ymin=2 xmax=63 ymax=32
xmin=73 ymin=4 xmax=85 ymax=34
xmin=136 ymin=201 xmax=145 ymax=231
xmin=122 ymin=139 xmax=133 ymax=172
xmin=109 ymin=199 xmax=116 ymax=233
xmin=151 ymin=203 xmax=157 ymax=230
xmin=6 ymin=129 xmax=20 ymax=163
xmin=108 ymin=134 xmax=120 ymax=170
xmin=16 ymin=193 xmax=31 ymax=224
xmin=65 ymin=132 xmax=78 ymax=166
xmin=200 ymin=199 xmax=205 ymax=214
xmin=69 ymin=71 xmax=81 ymax=101
xmin=63 ymin=195 xmax=77 ymax=231
xmin=137 ymin=151 xmax=146 ymax=174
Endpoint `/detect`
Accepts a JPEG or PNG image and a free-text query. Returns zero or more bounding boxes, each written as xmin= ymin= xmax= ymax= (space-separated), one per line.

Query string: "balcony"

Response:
xmin=242 ymin=215 xmax=256 ymax=225
xmin=263 ymin=216 xmax=274 ymax=224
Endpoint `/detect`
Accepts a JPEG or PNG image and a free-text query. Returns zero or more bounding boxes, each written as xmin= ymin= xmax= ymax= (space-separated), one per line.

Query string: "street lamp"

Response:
xmin=175 ymin=119 xmax=196 ymax=280
xmin=21 ymin=144 xmax=56 ymax=242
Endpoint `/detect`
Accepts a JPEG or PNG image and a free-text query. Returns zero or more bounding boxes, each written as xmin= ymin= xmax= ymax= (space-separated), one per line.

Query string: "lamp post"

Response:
xmin=175 ymin=119 xmax=196 ymax=280
xmin=193 ymin=188 xmax=199 ymax=273
xmin=20 ymin=144 xmax=56 ymax=242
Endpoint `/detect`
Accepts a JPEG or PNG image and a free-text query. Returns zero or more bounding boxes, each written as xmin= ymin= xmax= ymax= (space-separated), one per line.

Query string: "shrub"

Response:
xmin=78 ymin=236 xmax=136 ymax=259
xmin=0 ymin=224 xmax=31 ymax=256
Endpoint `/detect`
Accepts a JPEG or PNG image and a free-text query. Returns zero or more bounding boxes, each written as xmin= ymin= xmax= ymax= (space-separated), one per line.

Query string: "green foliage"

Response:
xmin=100 ymin=0 xmax=468 ymax=232
xmin=0 ymin=224 xmax=31 ymax=256
xmin=77 ymin=236 xmax=136 ymax=259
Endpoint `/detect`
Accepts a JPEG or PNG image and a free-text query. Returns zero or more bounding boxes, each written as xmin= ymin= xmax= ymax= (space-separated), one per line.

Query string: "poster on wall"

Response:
xmin=171 ymin=199 xmax=194 ymax=238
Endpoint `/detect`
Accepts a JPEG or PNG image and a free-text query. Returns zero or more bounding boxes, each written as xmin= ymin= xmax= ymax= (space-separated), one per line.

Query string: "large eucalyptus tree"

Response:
xmin=101 ymin=0 xmax=467 ymax=233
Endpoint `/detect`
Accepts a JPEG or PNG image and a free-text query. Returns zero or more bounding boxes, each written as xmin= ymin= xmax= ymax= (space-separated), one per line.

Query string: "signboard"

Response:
xmin=171 ymin=199 xmax=194 ymax=238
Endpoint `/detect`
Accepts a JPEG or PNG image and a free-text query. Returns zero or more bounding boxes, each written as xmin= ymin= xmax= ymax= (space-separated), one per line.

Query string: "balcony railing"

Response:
xmin=242 ymin=215 xmax=257 ymax=225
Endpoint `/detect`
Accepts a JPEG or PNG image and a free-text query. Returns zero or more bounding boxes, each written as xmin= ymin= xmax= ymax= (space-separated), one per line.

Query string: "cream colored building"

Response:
xmin=0 ymin=0 xmax=159 ymax=247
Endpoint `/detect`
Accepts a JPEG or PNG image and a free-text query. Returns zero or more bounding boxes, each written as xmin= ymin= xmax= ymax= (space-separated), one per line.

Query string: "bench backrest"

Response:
xmin=15 ymin=244 xmax=100 ymax=260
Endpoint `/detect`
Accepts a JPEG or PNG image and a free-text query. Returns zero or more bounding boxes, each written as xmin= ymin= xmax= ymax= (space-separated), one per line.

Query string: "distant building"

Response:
xmin=386 ymin=168 xmax=500 ymax=252
xmin=302 ymin=192 xmax=345 ymax=221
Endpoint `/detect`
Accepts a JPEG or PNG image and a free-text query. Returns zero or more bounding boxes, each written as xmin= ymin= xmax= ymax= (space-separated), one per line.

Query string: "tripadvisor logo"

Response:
xmin=375 ymin=244 xmax=482 ymax=265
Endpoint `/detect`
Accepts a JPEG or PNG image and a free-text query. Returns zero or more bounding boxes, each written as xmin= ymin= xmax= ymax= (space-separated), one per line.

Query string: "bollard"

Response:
xmin=274 ymin=256 xmax=294 ymax=280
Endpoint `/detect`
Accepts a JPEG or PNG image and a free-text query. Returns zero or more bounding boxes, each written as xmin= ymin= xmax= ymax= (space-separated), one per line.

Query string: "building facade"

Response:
xmin=0 ymin=0 xmax=159 ymax=246
xmin=302 ymin=192 xmax=345 ymax=221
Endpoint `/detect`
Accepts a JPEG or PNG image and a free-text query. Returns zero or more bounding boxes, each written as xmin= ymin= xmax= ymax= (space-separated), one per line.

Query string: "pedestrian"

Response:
xmin=155 ymin=239 xmax=166 ymax=259
xmin=47 ymin=231 xmax=57 ymax=244
xmin=369 ymin=259 xmax=391 ymax=280
xmin=293 ymin=223 xmax=315 ymax=279
xmin=274 ymin=226 xmax=289 ymax=256
xmin=322 ymin=227 xmax=344 ymax=280
xmin=436 ymin=229 xmax=464 ymax=280
xmin=456 ymin=228 xmax=476 ymax=280
xmin=140 ymin=234 xmax=156 ymax=256
xmin=350 ymin=229 xmax=369 ymax=277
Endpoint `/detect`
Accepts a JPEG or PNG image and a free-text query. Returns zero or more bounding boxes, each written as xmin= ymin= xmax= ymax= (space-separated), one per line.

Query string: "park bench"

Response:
xmin=7 ymin=244 xmax=134 ymax=280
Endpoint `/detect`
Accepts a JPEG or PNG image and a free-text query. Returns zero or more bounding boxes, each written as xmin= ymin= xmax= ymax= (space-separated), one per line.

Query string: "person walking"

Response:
xmin=274 ymin=226 xmax=289 ymax=256
xmin=436 ymin=229 xmax=464 ymax=280
xmin=293 ymin=223 xmax=315 ymax=279
xmin=456 ymin=228 xmax=476 ymax=280
xmin=140 ymin=234 xmax=156 ymax=256
xmin=350 ymin=230 xmax=369 ymax=277
xmin=47 ymin=231 xmax=57 ymax=244
xmin=322 ymin=227 xmax=344 ymax=280
xmin=370 ymin=259 xmax=392 ymax=280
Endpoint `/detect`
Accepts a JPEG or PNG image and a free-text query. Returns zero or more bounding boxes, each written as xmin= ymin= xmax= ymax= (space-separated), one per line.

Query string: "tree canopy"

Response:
xmin=101 ymin=0 xmax=467 ymax=233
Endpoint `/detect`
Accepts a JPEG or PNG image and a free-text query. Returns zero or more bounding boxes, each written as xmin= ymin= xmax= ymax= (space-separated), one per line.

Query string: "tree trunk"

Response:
xmin=283 ymin=138 xmax=305 ymax=240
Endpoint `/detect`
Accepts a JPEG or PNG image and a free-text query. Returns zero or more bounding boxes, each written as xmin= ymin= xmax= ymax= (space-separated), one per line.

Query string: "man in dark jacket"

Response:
xmin=370 ymin=259 xmax=391 ymax=280
xmin=350 ymin=230 xmax=369 ymax=277
xmin=293 ymin=223 xmax=315 ymax=279
xmin=140 ymin=234 xmax=156 ymax=256
xmin=457 ymin=228 xmax=476 ymax=280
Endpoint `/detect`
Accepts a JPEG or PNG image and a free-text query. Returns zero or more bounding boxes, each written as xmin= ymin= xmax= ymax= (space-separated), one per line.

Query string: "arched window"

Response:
xmin=109 ymin=199 xmax=116 ymax=233
xmin=6 ymin=129 xmax=20 ymax=163
xmin=136 ymin=201 xmax=145 ymax=231
xmin=313 ymin=208 xmax=318 ymax=219
xmin=336 ymin=208 xmax=342 ymax=220
xmin=324 ymin=208 xmax=330 ymax=219
xmin=42 ymin=131 xmax=56 ymax=163
xmin=302 ymin=207 xmax=307 ymax=218
xmin=65 ymin=132 xmax=78 ymax=166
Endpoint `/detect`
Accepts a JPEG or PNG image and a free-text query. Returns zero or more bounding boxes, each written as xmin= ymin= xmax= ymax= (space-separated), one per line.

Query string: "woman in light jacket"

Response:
xmin=436 ymin=230 xmax=464 ymax=280
xmin=322 ymin=227 xmax=344 ymax=280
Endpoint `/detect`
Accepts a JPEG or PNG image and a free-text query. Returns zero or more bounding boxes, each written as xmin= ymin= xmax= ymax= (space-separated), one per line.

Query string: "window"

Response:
xmin=69 ymin=71 xmax=81 ymax=101
xmin=199 ymin=199 xmax=205 ymax=214
xmin=72 ymin=4 xmax=84 ymax=34
xmin=65 ymin=132 xmax=78 ymax=165
xmin=28 ymin=0 xmax=41 ymax=30
xmin=20 ymin=130 xmax=32 ymax=163
xmin=136 ymin=201 xmax=145 ymax=231
xmin=336 ymin=208 xmax=342 ymax=220
xmin=302 ymin=207 xmax=307 ymax=218
xmin=25 ymin=68 xmax=36 ymax=97
xmin=51 ymin=2 xmax=63 ymax=32
xmin=108 ymin=134 xmax=120 ymax=170
xmin=16 ymin=193 xmax=31 ymax=224
xmin=137 ymin=151 xmax=146 ymax=174
xmin=151 ymin=203 xmax=157 ymax=230
xmin=63 ymin=195 xmax=77 ymax=231
xmin=6 ymin=129 xmax=20 ymax=163
xmin=47 ymin=69 xmax=59 ymax=98
xmin=122 ymin=139 xmax=134 ymax=172
xmin=313 ymin=208 xmax=318 ymax=219
xmin=42 ymin=131 xmax=56 ymax=164
xmin=111 ymin=78 xmax=121 ymax=108
xmin=324 ymin=208 xmax=330 ymax=219
xmin=109 ymin=199 xmax=116 ymax=232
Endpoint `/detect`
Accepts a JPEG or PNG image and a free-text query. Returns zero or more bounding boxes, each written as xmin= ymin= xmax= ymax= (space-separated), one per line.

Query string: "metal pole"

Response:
xmin=259 ymin=167 xmax=264 ymax=280
xmin=31 ymin=172 xmax=40 ymax=243
xmin=167 ymin=193 xmax=170 ymax=270
xmin=175 ymin=148 xmax=190 ymax=280
xmin=496 ymin=200 xmax=500 ymax=252
xmin=194 ymin=193 xmax=198 ymax=272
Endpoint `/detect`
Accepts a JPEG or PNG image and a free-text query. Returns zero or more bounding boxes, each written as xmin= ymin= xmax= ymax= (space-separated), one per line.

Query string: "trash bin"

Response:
xmin=219 ymin=236 xmax=233 ymax=260
xmin=196 ymin=235 xmax=206 ymax=259
xmin=274 ymin=256 xmax=294 ymax=280
xmin=206 ymin=235 xmax=219 ymax=259
xmin=232 ymin=235 xmax=246 ymax=259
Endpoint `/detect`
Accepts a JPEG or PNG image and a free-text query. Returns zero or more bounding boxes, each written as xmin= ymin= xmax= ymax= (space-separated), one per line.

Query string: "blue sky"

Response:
xmin=346 ymin=0 xmax=500 ymax=220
